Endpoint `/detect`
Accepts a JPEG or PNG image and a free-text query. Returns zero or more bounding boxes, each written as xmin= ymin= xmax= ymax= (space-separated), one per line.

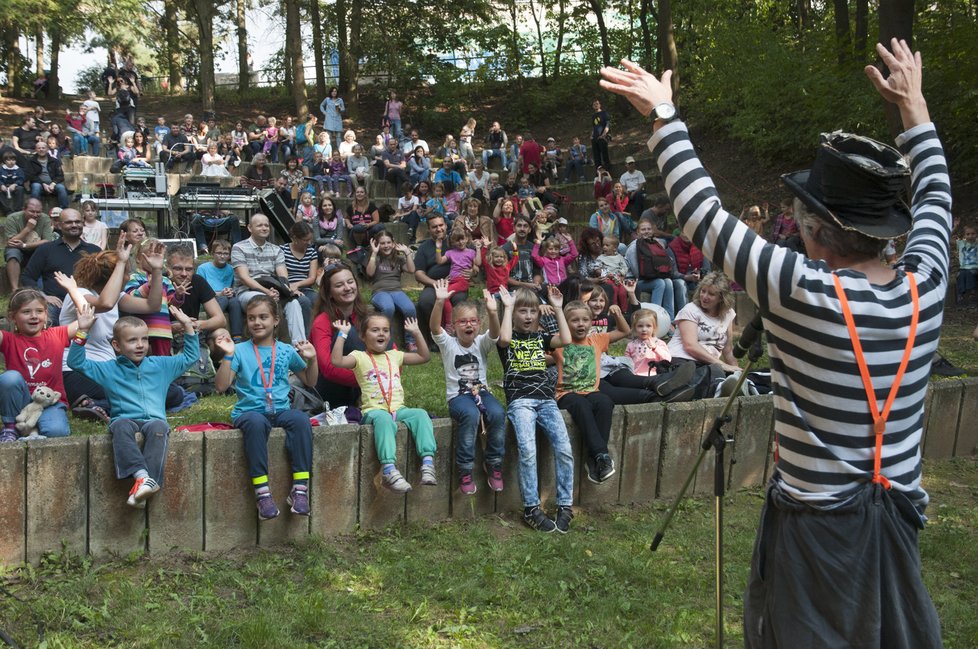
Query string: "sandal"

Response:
xmin=71 ymin=396 xmax=110 ymax=424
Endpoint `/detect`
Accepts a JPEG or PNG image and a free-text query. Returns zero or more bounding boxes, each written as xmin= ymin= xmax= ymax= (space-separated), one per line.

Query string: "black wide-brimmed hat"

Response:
xmin=781 ymin=131 xmax=911 ymax=239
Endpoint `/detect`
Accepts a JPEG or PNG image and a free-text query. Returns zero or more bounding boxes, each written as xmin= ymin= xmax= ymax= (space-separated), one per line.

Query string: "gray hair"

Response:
xmin=792 ymin=197 xmax=885 ymax=261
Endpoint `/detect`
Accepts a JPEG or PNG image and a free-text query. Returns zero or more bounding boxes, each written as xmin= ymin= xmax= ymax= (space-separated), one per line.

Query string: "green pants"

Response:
xmin=362 ymin=407 xmax=436 ymax=464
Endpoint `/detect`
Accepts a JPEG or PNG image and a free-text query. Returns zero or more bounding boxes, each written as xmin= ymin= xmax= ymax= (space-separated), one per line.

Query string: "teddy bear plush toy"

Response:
xmin=15 ymin=386 xmax=62 ymax=438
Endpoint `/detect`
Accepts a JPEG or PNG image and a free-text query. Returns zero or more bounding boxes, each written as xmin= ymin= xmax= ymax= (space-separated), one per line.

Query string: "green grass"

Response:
xmin=2 ymin=457 xmax=977 ymax=648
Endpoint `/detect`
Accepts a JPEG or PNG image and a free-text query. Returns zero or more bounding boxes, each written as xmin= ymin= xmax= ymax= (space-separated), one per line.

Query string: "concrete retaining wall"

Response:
xmin=1 ymin=377 xmax=975 ymax=564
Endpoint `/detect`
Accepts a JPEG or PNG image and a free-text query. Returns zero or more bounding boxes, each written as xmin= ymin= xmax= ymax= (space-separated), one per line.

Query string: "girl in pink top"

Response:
xmin=625 ymin=308 xmax=671 ymax=376
xmin=531 ymin=236 xmax=578 ymax=285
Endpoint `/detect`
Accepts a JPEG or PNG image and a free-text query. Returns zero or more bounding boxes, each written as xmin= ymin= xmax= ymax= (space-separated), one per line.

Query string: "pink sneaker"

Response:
xmin=459 ymin=470 xmax=477 ymax=495
xmin=484 ymin=461 xmax=504 ymax=492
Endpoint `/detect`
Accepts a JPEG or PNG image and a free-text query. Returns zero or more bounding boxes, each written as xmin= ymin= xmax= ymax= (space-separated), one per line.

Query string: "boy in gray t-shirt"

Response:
xmin=429 ymin=279 xmax=507 ymax=496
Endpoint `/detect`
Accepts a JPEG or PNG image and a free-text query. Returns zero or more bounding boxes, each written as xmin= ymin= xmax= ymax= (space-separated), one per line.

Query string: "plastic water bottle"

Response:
xmin=81 ymin=176 xmax=90 ymax=197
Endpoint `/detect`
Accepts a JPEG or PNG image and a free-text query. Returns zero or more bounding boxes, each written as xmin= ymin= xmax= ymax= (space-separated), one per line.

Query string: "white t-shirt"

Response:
xmin=432 ymin=330 xmax=496 ymax=401
xmin=620 ymin=169 xmax=646 ymax=193
xmin=60 ymin=288 xmax=120 ymax=370
xmin=468 ymin=170 xmax=489 ymax=194
xmin=82 ymin=220 xmax=108 ymax=248
xmin=667 ymin=301 xmax=735 ymax=362
xmin=398 ymin=195 xmax=420 ymax=212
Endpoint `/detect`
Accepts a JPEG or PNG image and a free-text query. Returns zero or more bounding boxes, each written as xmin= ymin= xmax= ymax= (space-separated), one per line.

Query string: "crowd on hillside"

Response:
xmin=4 ymin=65 xmax=977 ymax=534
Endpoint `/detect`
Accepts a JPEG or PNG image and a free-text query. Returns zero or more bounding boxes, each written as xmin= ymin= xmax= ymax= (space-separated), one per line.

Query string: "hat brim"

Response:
xmin=782 ymin=169 xmax=912 ymax=240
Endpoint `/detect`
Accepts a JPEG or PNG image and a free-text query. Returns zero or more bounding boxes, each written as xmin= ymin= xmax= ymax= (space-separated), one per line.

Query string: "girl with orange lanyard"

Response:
xmin=330 ymin=312 xmax=437 ymax=494
xmin=215 ymin=295 xmax=319 ymax=521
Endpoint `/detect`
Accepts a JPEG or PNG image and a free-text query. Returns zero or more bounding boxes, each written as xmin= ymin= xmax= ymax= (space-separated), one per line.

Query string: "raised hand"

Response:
xmin=173 ymin=278 xmax=191 ymax=298
xmin=599 ymin=59 xmax=673 ymax=118
xmin=332 ymin=319 xmax=352 ymax=335
xmin=53 ymin=271 xmax=78 ymax=293
xmin=168 ymin=304 xmax=194 ymax=326
xmin=608 ymin=305 xmax=623 ymax=318
xmin=498 ymin=286 xmax=515 ymax=308
xmin=294 ymin=339 xmax=317 ymax=360
xmin=623 ymin=278 xmax=637 ymax=295
xmin=864 ymin=39 xmax=929 ymax=129
xmin=395 ymin=243 xmax=411 ymax=255
xmin=214 ymin=329 xmax=236 ymax=356
xmin=434 ymin=277 xmax=453 ymax=301
xmin=142 ymin=241 xmax=166 ymax=272
xmin=370 ymin=237 xmax=380 ymax=254
xmin=483 ymin=288 xmax=497 ymax=312
xmin=76 ymin=301 xmax=96 ymax=332
xmin=115 ymin=236 xmax=133 ymax=264
xmin=548 ymin=284 xmax=564 ymax=309
xmin=538 ymin=304 xmax=555 ymax=317
xmin=403 ymin=317 xmax=421 ymax=335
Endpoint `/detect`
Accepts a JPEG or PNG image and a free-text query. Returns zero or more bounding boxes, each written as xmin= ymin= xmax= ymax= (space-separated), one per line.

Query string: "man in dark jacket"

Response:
xmin=26 ymin=140 xmax=68 ymax=208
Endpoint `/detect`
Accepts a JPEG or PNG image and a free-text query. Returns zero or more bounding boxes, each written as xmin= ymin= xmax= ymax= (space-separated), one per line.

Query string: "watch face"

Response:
xmin=655 ymin=103 xmax=677 ymax=121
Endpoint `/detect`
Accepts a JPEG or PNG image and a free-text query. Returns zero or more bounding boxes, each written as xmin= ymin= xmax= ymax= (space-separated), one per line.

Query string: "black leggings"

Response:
xmin=558 ymin=391 xmax=614 ymax=458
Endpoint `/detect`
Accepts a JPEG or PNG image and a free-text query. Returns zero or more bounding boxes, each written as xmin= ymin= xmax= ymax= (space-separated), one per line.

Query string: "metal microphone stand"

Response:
xmin=649 ymin=341 xmax=763 ymax=649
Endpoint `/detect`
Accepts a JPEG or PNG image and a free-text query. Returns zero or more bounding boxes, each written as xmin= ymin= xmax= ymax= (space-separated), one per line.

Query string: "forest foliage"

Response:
xmin=5 ymin=0 xmax=978 ymax=175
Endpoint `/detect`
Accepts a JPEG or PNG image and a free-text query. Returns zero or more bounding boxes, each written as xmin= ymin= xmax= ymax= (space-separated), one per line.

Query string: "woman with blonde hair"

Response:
xmin=667 ymin=271 xmax=738 ymax=373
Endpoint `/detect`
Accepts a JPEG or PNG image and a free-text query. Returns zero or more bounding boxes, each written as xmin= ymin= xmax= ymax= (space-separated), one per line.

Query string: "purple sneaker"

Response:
xmin=484 ymin=461 xmax=504 ymax=492
xmin=0 ymin=429 xmax=18 ymax=443
xmin=256 ymin=493 xmax=280 ymax=521
xmin=287 ymin=486 xmax=310 ymax=516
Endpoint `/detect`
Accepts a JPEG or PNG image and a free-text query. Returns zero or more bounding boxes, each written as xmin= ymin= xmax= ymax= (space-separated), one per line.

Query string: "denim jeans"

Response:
xmin=371 ymin=290 xmax=416 ymax=346
xmin=110 ymin=418 xmax=170 ymax=484
xmin=390 ymin=119 xmax=402 ymax=140
xmin=0 ymin=370 xmax=70 ymax=437
xmin=234 ymin=409 xmax=312 ymax=483
xmin=482 ymin=148 xmax=507 ymax=169
xmin=564 ymin=158 xmax=585 ymax=182
xmin=215 ymin=295 xmax=243 ymax=337
xmin=636 ymin=277 xmax=688 ymax=321
xmin=362 ymin=407 xmax=436 ymax=464
xmin=448 ymin=390 xmax=506 ymax=471
xmin=30 ymin=182 xmax=69 ymax=209
xmin=507 ymin=398 xmax=574 ymax=508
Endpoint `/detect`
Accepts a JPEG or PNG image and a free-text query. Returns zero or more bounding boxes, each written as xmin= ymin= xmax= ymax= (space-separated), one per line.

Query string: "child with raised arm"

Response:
xmin=214 ymin=295 xmax=319 ymax=520
xmin=430 ymin=279 xmax=507 ymax=495
xmin=68 ymin=305 xmax=200 ymax=508
xmin=331 ymin=313 xmax=436 ymax=493
xmin=366 ymin=230 xmax=419 ymax=352
xmin=531 ymin=234 xmax=578 ymax=286
xmin=434 ymin=229 xmax=481 ymax=326
xmin=482 ymin=243 xmax=518 ymax=300
xmin=496 ymin=285 xmax=575 ymax=533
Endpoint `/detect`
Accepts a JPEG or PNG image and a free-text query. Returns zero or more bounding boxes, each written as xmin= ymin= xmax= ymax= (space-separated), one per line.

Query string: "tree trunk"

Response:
xmin=657 ymin=0 xmax=679 ymax=103
xmin=237 ymin=0 xmax=249 ymax=93
xmin=48 ymin=28 xmax=61 ymax=100
xmin=639 ymin=0 xmax=654 ymax=71
xmin=833 ymin=0 xmax=852 ymax=64
xmin=3 ymin=25 xmax=19 ymax=96
xmin=509 ymin=0 xmax=522 ymax=80
xmin=798 ymin=0 xmax=812 ymax=32
xmin=877 ymin=0 xmax=915 ymax=137
xmin=855 ymin=0 xmax=869 ymax=58
xmin=285 ymin=0 xmax=309 ymax=119
xmin=344 ymin=0 xmax=361 ymax=119
xmin=552 ymin=0 xmax=568 ymax=78
xmin=163 ymin=0 xmax=182 ymax=93
xmin=282 ymin=0 xmax=293 ymax=95
xmin=34 ymin=29 xmax=44 ymax=77
xmin=587 ymin=0 xmax=612 ymax=68
xmin=528 ymin=0 xmax=547 ymax=79
xmin=310 ymin=0 xmax=326 ymax=98
xmin=337 ymin=0 xmax=349 ymax=93
xmin=192 ymin=0 xmax=216 ymax=111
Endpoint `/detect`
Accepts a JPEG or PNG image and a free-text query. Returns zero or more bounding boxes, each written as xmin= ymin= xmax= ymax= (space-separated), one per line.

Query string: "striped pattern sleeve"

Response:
xmin=649 ymin=122 xmax=951 ymax=509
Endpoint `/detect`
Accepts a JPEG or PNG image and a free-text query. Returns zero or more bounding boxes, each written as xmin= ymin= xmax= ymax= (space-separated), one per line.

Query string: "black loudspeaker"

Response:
xmin=258 ymin=189 xmax=296 ymax=242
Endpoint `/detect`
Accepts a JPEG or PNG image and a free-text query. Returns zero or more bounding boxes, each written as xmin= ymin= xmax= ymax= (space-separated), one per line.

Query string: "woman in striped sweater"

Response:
xmin=601 ymin=39 xmax=947 ymax=648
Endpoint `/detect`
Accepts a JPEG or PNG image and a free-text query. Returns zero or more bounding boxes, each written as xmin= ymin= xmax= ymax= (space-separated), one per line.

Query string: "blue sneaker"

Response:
xmin=287 ymin=486 xmax=310 ymax=516
xmin=256 ymin=493 xmax=280 ymax=521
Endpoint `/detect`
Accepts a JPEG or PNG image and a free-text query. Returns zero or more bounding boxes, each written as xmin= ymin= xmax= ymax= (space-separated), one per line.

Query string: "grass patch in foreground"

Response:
xmin=2 ymin=457 xmax=977 ymax=648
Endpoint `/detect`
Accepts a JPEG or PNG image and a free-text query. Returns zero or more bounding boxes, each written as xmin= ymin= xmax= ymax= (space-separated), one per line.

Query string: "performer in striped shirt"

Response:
xmin=602 ymin=39 xmax=947 ymax=647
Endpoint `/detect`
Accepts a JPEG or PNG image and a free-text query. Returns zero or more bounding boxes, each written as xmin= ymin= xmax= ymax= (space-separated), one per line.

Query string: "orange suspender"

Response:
xmin=831 ymin=272 xmax=919 ymax=489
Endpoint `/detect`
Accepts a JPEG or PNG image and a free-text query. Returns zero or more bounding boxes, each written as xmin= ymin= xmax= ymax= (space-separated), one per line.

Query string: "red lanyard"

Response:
xmin=253 ymin=342 xmax=277 ymax=391
xmin=831 ymin=272 xmax=919 ymax=489
xmin=368 ymin=352 xmax=395 ymax=413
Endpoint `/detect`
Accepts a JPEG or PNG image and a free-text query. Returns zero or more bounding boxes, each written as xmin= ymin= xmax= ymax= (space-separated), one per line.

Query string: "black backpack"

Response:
xmin=636 ymin=238 xmax=672 ymax=280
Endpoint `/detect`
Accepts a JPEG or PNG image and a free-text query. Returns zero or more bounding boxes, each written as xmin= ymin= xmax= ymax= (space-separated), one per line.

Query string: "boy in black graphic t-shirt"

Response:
xmin=497 ymin=285 xmax=575 ymax=533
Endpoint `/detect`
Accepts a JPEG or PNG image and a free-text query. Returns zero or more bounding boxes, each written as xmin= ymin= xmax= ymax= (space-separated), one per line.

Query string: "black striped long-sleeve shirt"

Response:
xmin=648 ymin=122 xmax=951 ymax=511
